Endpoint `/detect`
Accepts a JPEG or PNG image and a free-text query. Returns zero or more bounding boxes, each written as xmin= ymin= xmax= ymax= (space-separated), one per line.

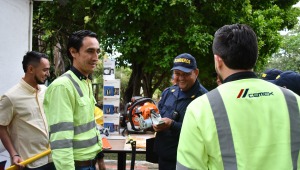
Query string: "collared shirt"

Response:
xmin=223 ymin=71 xmax=257 ymax=83
xmin=70 ymin=66 xmax=92 ymax=80
xmin=70 ymin=66 xmax=105 ymax=159
xmin=155 ymin=79 xmax=208 ymax=162
xmin=44 ymin=70 xmax=102 ymax=170
xmin=0 ymin=79 xmax=51 ymax=168
xmin=70 ymin=66 xmax=93 ymax=102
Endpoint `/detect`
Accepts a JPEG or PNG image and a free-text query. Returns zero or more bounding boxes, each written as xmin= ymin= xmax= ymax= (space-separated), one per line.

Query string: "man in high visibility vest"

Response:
xmin=176 ymin=24 xmax=300 ymax=170
xmin=44 ymin=30 xmax=105 ymax=170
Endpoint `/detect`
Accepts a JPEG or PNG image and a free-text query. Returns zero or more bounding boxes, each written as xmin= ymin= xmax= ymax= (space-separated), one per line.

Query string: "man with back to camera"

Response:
xmin=153 ymin=53 xmax=208 ymax=170
xmin=0 ymin=51 xmax=55 ymax=169
xmin=43 ymin=30 xmax=106 ymax=170
xmin=176 ymin=24 xmax=300 ymax=170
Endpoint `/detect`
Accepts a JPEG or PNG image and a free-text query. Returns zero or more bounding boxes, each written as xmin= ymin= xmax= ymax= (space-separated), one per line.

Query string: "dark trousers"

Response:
xmin=24 ymin=162 xmax=56 ymax=170
xmin=75 ymin=165 xmax=96 ymax=170
xmin=0 ymin=160 xmax=6 ymax=170
xmin=158 ymin=158 xmax=176 ymax=170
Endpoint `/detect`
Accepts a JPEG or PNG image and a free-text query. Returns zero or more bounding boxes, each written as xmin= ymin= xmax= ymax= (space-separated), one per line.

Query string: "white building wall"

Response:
xmin=0 ymin=0 xmax=31 ymax=95
xmin=0 ymin=0 xmax=31 ymax=168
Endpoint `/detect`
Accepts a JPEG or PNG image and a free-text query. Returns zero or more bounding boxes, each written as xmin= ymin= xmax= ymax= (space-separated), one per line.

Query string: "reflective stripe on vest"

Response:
xmin=74 ymin=120 xmax=96 ymax=135
xmin=50 ymin=120 xmax=96 ymax=135
xmin=49 ymin=120 xmax=98 ymax=150
xmin=50 ymin=122 xmax=73 ymax=134
xmin=50 ymin=135 xmax=98 ymax=150
xmin=62 ymin=73 xmax=83 ymax=97
xmin=50 ymin=73 xmax=98 ymax=150
xmin=281 ymin=88 xmax=300 ymax=170
xmin=206 ymin=88 xmax=300 ymax=170
xmin=207 ymin=89 xmax=237 ymax=170
xmin=176 ymin=161 xmax=190 ymax=170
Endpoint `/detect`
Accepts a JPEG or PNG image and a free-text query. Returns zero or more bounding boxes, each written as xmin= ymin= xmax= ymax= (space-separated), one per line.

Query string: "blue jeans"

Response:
xmin=75 ymin=165 xmax=96 ymax=170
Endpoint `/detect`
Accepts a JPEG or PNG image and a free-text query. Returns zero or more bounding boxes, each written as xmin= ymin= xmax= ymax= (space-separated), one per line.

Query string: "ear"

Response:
xmin=69 ymin=47 xmax=77 ymax=58
xmin=194 ymin=68 xmax=199 ymax=76
xmin=27 ymin=65 xmax=34 ymax=73
xmin=214 ymin=54 xmax=223 ymax=69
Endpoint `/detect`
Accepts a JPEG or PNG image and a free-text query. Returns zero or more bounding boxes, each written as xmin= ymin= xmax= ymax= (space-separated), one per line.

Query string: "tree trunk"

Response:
xmin=142 ymin=71 xmax=169 ymax=98
xmin=142 ymin=73 xmax=153 ymax=98
xmin=124 ymin=62 xmax=169 ymax=104
xmin=123 ymin=62 xmax=143 ymax=104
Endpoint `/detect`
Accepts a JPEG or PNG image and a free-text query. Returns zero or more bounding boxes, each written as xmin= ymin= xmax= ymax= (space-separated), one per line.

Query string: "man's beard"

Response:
xmin=215 ymin=70 xmax=223 ymax=83
xmin=35 ymin=75 xmax=46 ymax=84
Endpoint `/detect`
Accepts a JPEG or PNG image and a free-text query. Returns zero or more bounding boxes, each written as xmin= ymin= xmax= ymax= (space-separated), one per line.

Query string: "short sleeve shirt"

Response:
xmin=0 ymin=79 xmax=51 ymax=168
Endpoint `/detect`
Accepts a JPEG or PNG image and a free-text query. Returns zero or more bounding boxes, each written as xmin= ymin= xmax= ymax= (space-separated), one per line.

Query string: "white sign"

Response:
xmin=103 ymin=58 xmax=115 ymax=80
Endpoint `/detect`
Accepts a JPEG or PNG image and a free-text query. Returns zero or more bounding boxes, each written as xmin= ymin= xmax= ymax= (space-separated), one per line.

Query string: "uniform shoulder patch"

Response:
xmin=169 ymin=85 xmax=179 ymax=93
xmin=162 ymin=86 xmax=171 ymax=93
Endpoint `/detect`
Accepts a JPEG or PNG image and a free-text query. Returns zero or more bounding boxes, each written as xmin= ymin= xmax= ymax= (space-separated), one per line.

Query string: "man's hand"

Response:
xmin=0 ymin=125 xmax=24 ymax=169
xmin=12 ymin=155 xmax=24 ymax=169
xmin=152 ymin=117 xmax=173 ymax=132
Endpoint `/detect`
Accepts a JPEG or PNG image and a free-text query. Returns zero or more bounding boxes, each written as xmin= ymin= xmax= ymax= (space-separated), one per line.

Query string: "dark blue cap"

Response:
xmin=171 ymin=53 xmax=197 ymax=73
xmin=271 ymin=71 xmax=300 ymax=96
xmin=261 ymin=68 xmax=283 ymax=80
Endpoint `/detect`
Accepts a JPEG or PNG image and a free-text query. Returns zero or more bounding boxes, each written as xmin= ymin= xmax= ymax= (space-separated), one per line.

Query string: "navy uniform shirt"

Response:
xmin=154 ymin=79 xmax=208 ymax=161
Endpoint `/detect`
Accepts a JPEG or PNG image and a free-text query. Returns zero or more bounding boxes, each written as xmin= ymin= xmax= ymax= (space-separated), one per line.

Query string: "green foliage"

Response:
xmin=92 ymin=55 xmax=132 ymax=103
xmin=115 ymin=66 xmax=132 ymax=104
xmin=93 ymin=0 xmax=300 ymax=99
xmin=262 ymin=21 xmax=300 ymax=73
xmin=92 ymin=57 xmax=104 ymax=102
xmin=33 ymin=0 xmax=300 ymax=102
xmin=32 ymin=0 xmax=106 ymax=62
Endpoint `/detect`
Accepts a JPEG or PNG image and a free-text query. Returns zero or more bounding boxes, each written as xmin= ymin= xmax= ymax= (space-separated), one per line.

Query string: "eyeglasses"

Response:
xmin=174 ymin=71 xmax=192 ymax=78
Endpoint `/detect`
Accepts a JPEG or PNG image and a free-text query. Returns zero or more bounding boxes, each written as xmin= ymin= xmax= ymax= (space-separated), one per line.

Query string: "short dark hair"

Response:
xmin=22 ymin=51 xmax=49 ymax=73
xmin=67 ymin=30 xmax=98 ymax=62
xmin=212 ymin=24 xmax=258 ymax=70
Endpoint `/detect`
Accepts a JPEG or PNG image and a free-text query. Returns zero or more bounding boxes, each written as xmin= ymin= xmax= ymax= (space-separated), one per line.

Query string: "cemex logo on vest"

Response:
xmin=237 ymin=88 xmax=274 ymax=98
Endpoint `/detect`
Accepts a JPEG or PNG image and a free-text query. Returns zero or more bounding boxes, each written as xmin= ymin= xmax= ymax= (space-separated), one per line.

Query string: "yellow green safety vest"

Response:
xmin=44 ymin=70 xmax=102 ymax=170
xmin=177 ymin=79 xmax=300 ymax=170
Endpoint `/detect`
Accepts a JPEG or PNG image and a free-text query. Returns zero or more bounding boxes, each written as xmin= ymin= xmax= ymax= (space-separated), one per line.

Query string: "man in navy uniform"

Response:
xmin=153 ymin=53 xmax=208 ymax=170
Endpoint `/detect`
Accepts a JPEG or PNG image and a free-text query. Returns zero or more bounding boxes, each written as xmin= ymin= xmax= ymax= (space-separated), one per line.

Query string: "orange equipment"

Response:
xmin=124 ymin=97 xmax=163 ymax=132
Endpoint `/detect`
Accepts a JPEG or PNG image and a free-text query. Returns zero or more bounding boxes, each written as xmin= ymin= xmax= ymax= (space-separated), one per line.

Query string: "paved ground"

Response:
xmin=104 ymin=160 xmax=158 ymax=170
xmin=1 ymin=152 xmax=159 ymax=170
xmin=1 ymin=159 xmax=158 ymax=170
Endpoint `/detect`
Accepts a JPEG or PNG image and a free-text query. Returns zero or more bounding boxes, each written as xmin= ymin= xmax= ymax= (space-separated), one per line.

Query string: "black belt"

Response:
xmin=74 ymin=159 xmax=97 ymax=167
